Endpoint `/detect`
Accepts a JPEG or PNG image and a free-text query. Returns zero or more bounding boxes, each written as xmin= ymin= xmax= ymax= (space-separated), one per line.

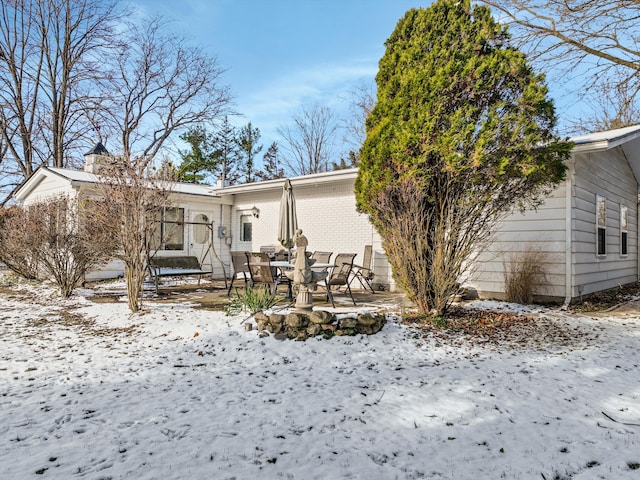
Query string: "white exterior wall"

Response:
xmin=570 ymin=148 xmax=638 ymax=297
xmin=470 ymin=146 xmax=639 ymax=301
xmin=16 ymin=135 xmax=640 ymax=298
xmin=468 ymin=183 xmax=568 ymax=300
xmin=229 ymin=177 xmax=393 ymax=290
xmin=21 ymin=175 xmax=77 ymax=206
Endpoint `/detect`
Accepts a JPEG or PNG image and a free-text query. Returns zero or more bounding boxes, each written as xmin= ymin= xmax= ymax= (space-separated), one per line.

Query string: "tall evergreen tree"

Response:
xmin=236 ymin=121 xmax=262 ymax=183
xmin=176 ymin=126 xmax=221 ymax=183
xmin=213 ymin=116 xmax=241 ymax=185
xmin=256 ymin=142 xmax=284 ymax=181
xmin=355 ymin=1 xmax=572 ymax=316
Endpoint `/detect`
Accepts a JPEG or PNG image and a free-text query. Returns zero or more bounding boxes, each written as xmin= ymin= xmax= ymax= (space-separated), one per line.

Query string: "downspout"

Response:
xmin=564 ymin=163 xmax=574 ymax=305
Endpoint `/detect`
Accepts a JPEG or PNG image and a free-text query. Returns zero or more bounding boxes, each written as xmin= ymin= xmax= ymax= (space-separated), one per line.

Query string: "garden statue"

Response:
xmin=285 ymin=229 xmax=328 ymax=312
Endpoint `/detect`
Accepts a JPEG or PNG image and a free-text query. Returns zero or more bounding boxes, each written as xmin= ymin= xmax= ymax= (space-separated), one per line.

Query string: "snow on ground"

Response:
xmin=1 ymin=278 xmax=639 ymax=479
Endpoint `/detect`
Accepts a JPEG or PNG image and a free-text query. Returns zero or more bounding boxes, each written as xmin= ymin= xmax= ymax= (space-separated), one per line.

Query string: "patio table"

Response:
xmin=268 ymin=261 xmax=333 ymax=270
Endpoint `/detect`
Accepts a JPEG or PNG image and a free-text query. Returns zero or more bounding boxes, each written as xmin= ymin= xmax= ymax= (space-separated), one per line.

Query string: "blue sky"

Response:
xmin=131 ymin=0 xmax=431 ymax=155
xmin=131 ymin=0 xmax=580 ymax=160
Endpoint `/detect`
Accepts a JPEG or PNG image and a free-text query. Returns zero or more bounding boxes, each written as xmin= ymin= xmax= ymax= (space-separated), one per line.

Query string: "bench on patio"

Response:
xmin=148 ymin=256 xmax=212 ymax=290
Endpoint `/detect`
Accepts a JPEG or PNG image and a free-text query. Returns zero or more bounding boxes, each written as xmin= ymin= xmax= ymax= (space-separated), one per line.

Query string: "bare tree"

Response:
xmin=98 ymin=16 xmax=232 ymax=168
xmin=91 ymin=157 xmax=173 ymax=312
xmin=342 ymin=81 xmax=376 ymax=155
xmin=481 ymin=0 xmax=640 ymax=130
xmin=573 ymin=73 xmax=640 ymax=132
xmin=0 ymin=196 xmax=118 ymax=296
xmin=0 ymin=0 xmax=122 ymax=187
xmin=278 ymin=104 xmax=338 ymax=176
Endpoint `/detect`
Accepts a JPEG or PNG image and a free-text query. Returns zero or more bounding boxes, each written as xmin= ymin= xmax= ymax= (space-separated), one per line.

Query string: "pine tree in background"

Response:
xmin=213 ymin=116 xmax=241 ymax=185
xmin=256 ymin=142 xmax=284 ymax=181
xmin=332 ymin=151 xmax=359 ymax=171
xmin=355 ymin=0 xmax=572 ymax=316
xmin=236 ymin=122 xmax=262 ymax=183
xmin=176 ymin=126 xmax=221 ymax=183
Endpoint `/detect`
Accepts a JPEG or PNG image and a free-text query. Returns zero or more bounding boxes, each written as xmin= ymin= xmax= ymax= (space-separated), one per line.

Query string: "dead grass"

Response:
xmin=569 ymin=282 xmax=640 ymax=312
xmin=23 ymin=309 xmax=139 ymax=337
xmin=403 ymin=306 xmax=593 ymax=350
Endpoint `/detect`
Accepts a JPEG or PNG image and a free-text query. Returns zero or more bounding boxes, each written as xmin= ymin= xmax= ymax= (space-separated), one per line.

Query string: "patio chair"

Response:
xmin=349 ymin=245 xmax=375 ymax=293
xmin=245 ymin=251 xmax=292 ymax=298
xmin=319 ymin=253 xmax=357 ymax=308
xmin=311 ymin=251 xmax=332 ymax=264
xmin=227 ymin=251 xmax=250 ymax=295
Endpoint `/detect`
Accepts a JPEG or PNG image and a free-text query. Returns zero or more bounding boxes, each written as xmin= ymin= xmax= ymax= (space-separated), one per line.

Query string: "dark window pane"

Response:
xmin=621 ymin=231 xmax=628 ymax=255
xmin=597 ymin=227 xmax=606 ymax=255
xmin=242 ymin=222 xmax=252 ymax=242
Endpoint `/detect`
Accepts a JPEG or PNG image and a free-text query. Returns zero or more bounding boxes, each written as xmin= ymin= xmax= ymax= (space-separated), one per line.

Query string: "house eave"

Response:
xmin=570 ymin=124 xmax=640 ymax=153
xmin=214 ymin=168 xmax=358 ymax=195
xmin=571 ymin=140 xmax=611 ymax=153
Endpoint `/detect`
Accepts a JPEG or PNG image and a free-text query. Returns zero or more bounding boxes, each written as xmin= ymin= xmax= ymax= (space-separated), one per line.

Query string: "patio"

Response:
xmin=126 ymin=278 xmax=412 ymax=313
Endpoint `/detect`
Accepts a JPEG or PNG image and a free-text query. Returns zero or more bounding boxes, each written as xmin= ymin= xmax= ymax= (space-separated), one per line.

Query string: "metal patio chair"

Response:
xmin=245 ymin=251 xmax=291 ymax=298
xmin=227 ymin=251 xmax=250 ymax=295
xmin=319 ymin=253 xmax=357 ymax=308
xmin=349 ymin=245 xmax=375 ymax=293
xmin=311 ymin=251 xmax=333 ymax=264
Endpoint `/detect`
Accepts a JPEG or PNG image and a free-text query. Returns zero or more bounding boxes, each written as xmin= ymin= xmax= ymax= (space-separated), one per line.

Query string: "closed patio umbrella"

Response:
xmin=278 ymin=178 xmax=298 ymax=259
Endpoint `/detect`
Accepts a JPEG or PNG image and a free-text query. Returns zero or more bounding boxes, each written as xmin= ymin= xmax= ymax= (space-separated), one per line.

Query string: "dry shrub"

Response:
xmin=504 ymin=247 xmax=549 ymax=304
xmin=90 ymin=159 xmax=174 ymax=312
xmin=0 ymin=205 xmax=41 ymax=279
xmin=0 ymin=197 xmax=118 ymax=297
xmin=370 ymin=178 xmax=496 ymax=316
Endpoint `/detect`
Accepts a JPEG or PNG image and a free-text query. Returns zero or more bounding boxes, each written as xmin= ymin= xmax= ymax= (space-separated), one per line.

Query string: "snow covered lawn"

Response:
xmin=1 ymin=280 xmax=639 ymax=479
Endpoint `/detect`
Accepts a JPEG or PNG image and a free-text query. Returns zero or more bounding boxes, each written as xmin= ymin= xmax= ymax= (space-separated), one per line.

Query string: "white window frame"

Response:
xmin=596 ymin=195 xmax=606 ymax=257
xmin=152 ymin=206 xmax=185 ymax=251
xmin=240 ymin=214 xmax=253 ymax=242
xmin=620 ymin=205 xmax=628 ymax=256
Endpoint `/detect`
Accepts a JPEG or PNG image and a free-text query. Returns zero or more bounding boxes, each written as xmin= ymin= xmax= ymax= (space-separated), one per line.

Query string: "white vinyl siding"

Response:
xmin=571 ymin=147 xmax=637 ymax=296
xmin=469 ymin=185 xmax=568 ymax=300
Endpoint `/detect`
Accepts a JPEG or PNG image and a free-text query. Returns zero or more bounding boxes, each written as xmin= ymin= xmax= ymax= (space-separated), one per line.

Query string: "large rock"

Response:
xmin=286 ymin=312 xmax=309 ymax=328
xmin=338 ymin=317 xmax=357 ymax=329
xmin=307 ymin=324 xmax=322 ymax=336
xmin=268 ymin=314 xmax=286 ymax=333
xmin=357 ymin=313 xmax=378 ymax=326
xmin=255 ymin=312 xmax=270 ymax=331
xmin=309 ymin=310 xmax=334 ymax=325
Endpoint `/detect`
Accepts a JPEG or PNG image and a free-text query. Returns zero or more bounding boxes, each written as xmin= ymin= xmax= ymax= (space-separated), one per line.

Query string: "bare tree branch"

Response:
xmin=0 ymin=0 xmax=123 ymax=178
xmin=278 ymin=103 xmax=338 ymax=176
xmin=98 ymin=16 xmax=232 ymax=168
xmin=481 ymin=0 xmax=640 ymax=130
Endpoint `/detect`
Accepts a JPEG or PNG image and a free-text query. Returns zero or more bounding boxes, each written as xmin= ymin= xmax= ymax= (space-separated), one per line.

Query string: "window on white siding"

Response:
xmin=596 ymin=195 xmax=606 ymax=256
xmin=620 ymin=205 xmax=628 ymax=256
xmin=151 ymin=207 xmax=185 ymax=251
xmin=193 ymin=214 xmax=209 ymax=244
xmin=240 ymin=215 xmax=252 ymax=242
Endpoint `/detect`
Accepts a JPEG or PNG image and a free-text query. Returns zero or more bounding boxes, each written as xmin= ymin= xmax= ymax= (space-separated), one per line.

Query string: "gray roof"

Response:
xmin=570 ymin=124 xmax=640 ymax=148
xmin=84 ymin=142 xmax=110 ymax=156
